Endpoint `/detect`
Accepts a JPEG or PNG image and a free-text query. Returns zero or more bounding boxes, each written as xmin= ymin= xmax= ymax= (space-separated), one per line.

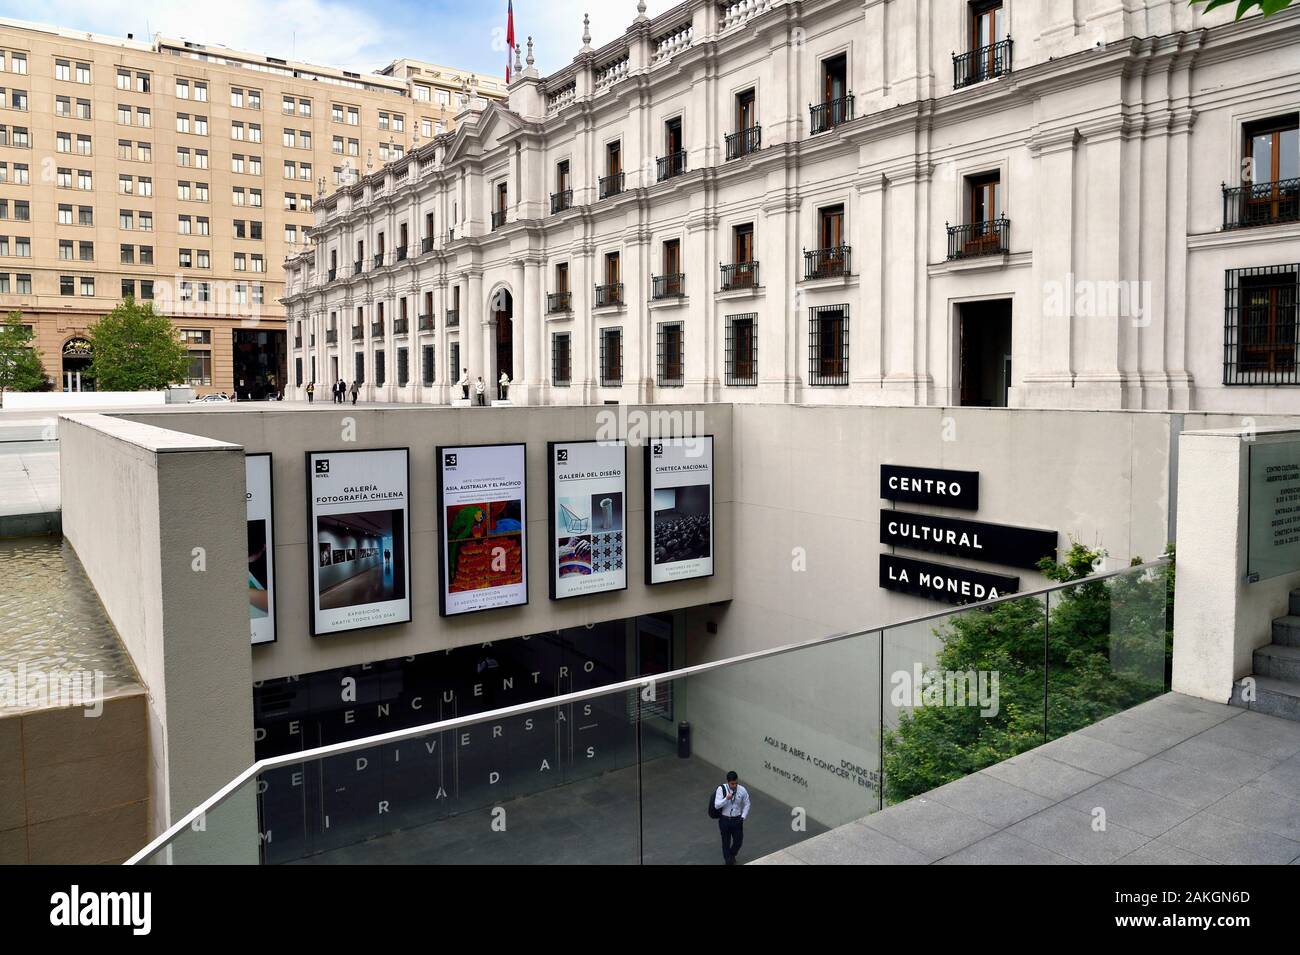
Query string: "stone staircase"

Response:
xmin=1231 ymin=590 xmax=1300 ymax=721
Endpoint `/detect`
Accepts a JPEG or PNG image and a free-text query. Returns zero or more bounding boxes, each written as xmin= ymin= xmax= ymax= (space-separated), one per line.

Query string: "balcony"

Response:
xmin=725 ymin=126 xmax=761 ymax=161
xmin=1223 ymin=179 xmax=1300 ymax=230
xmin=599 ymin=172 xmax=624 ymax=200
xmin=421 ymin=236 xmax=433 ymax=253
xmin=325 ymin=329 xmax=337 ymax=344
xmin=371 ymin=320 xmax=384 ymax=337
xmin=373 ymin=252 xmax=385 ymax=268
xmin=946 ymin=218 xmax=1010 ymax=260
xmin=594 ymin=282 xmax=624 ymax=308
xmin=547 ymin=291 xmax=572 ymax=313
xmin=550 ymin=189 xmax=572 ymax=214
xmin=445 ymin=308 xmax=459 ymax=328
xmin=656 ymin=151 xmax=686 ymax=183
xmin=720 ymin=261 xmax=759 ymax=290
xmin=395 ymin=245 xmax=408 ymax=262
xmin=491 ymin=209 xmax=507 ymax=230
xmin=953 ymin=37 xmax=1013 ymax=89
xmin=651 ymin=273 xmax=685 ymax=299
xmin=353 ymin=259 xmax=362 ymax=275
xmin=351 ymin=326 xmax=363 ymax=341
xmin=809 ymin=95 xmax=854 ymax=135
xmin=327 ymin=267 xmax=337 ymax=282
xmin=418 ymin=313 xmax=434 ymax=331
xmin=803 ymin=245 xmax=852 ymax=280
xmin=393 ymin=317 xmax=408 ymax=335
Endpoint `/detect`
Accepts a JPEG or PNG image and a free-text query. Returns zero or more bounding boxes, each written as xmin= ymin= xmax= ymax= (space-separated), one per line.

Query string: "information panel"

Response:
xmin=880 ymin=464 xmax=979 ymax=510
xmin=645 ymin=436 xmax=714 ymax=585
xmin=880 ymin=509 xmax=1057 ymax=569
xmin=1247 ymin=440 xmax=1300 ymax=583
xmin=880 ymin=553 xmax=1019 ymax=605
xmin=548 ymin=440 xmax=628 ymax=600
xmin=306 ymin=448 xmax=411 ymax=636
xmin=246 ymin=453 xmax=277 ymax=645
xmin=438 ymin=443 xmax=528 ymax=616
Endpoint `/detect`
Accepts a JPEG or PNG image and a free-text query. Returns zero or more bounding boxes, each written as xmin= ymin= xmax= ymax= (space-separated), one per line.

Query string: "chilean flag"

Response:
xmin=505 ymin=0 xmax=516 ymax=83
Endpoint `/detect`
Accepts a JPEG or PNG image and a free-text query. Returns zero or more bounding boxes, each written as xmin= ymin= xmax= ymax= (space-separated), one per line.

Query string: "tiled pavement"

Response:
xmin=755 ymin=693 xmax=1300 ymax=865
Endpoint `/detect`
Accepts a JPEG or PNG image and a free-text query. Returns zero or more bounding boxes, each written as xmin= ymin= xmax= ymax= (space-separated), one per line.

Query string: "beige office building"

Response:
xmin=0 ymin=17 xmax=504 ymax=396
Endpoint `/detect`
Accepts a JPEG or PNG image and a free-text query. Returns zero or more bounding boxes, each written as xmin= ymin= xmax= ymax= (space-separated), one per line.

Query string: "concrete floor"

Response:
xmin=320 ymin=563 xmax=400 ymax=610
xmin=294 ymin=754 xmax=829 ymax=865
xmin=755 ymin=693 xmax=1300 ymax=865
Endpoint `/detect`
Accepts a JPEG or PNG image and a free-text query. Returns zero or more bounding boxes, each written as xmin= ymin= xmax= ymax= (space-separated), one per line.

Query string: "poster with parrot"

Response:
xmin=437 ymin=443 xmax=529 ymax=616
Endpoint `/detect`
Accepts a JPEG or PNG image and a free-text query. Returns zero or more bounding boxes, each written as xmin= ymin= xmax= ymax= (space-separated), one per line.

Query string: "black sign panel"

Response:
xmin=880 ymin=509 xmax=1058 ymax=569
xmin=880 ymin=464 xmax=979 ymax=510
xmin=880 ymin=554 xmax=1019 ymax=605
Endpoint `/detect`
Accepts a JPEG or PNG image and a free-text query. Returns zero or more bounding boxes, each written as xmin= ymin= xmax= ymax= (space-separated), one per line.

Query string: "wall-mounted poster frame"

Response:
xmin=437 ymin=442 xmax=529 ymax=616
xmin=548 ymin=439 xmax=629 ymax=600
xmin=304 ymin=447 xmax=412 ymax=637
xmin=246 ymin=452 xmax=277 ymax=645
xmin=644 ymin=435 xmax=715 ymax=585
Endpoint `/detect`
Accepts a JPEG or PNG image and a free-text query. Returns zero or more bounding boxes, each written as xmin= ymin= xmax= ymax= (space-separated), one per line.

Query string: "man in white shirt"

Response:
xmin=714 ymin=770 xmax=750 ymax=865
xmin=458 ymin=369 xmax=469 ymax=400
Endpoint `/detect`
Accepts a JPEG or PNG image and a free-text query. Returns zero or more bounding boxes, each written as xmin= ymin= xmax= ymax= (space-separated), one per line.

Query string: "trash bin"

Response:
xmin=677 ymin=721 xmax=691 ymax=759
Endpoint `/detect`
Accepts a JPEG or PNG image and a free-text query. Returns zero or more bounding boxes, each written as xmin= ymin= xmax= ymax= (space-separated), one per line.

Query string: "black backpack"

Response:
xmin=707 ymin=784 xmax=725 ymax=819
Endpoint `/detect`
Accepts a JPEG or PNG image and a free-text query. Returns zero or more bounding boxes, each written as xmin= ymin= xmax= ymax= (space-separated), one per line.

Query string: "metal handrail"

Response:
xmin=125 ymin=556 xmax=1170 ymax=864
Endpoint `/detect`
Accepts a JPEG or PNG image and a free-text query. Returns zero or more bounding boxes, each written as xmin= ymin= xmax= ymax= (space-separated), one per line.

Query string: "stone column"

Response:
xmin=524 ymin=256 xmax=543 ymax=403
xmin=511 ymin=260 xmax=526 ymax=402
xmin=466 ymin=268 xmax=484 ymax=395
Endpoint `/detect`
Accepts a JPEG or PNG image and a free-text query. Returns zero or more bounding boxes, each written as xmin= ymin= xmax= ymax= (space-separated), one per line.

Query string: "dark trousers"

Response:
xmin=719 ymin=816 xmax=744 ymax=864
xmin=461 ymin=385 xmax=469 ymax=399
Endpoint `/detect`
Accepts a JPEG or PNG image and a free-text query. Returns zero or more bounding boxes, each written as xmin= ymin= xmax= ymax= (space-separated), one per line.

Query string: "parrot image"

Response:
xmin=447 ymin=505 xmax=487 ymax=583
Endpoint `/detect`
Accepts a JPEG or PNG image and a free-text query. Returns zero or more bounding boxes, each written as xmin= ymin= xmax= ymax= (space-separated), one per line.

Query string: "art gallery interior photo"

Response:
xmin=2 ymin=0 xmax=1300 ymax=928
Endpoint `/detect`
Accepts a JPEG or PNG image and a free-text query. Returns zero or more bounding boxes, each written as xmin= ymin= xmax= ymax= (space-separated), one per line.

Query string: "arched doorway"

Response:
xmin=61 ymin=337 xmax=94 ymax=392
xmin=492 ymin=288 xmax=513 ymax=391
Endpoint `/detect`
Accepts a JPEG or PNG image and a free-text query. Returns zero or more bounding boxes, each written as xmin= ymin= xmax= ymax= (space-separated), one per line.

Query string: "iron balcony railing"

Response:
xmin=599 ymin=172 xmax=624 ymax=199
xmin=656 ymin=150 xmax=686 ymax=182
xmin=594 ymin=282 xmax=624 ymax=308
xmin=491 ymin=209 xmax=507 ymax=230
xmin=547 ymin=291 xmax=572 ymax=313
xmin=353 ymin=259 xmax=363 ymax=275
xmin=551 ymin=189 xmax=572 ymax=214
xmin=1223 ymin=178 xmax=1300 ymax=230
xmin=803 ymin=245 xmax=851 ymax=280
xmin=946 ymin=217 xmax=1010 ymax=260
xmin=395 ymin=245 xmax=408 ymax=262
xmin=421 ymin=236 xmax=433 ymax=253
xmin=325 ymin=329 xmax=337 ymax=344
xmin=418 ymin=313 xmax=434 ymax=331
xmin=351 ymin=326 xmax=363 ymax=341
xmin=327 ymin=267 xmax=337 ymax=282
xmin=393 ymin=317 xmax=408 ymax=335
xmin=954 ymin=37 xmax=1013 ymax=89
xmin=720 ymin=261 xmax=759 ymax=290
xmin=652 ymin=273 xmax=685 ymax=299
xmin=809 ymin=94 xmax=853 ymax=135
xmin=373 ymin=252 xmax=385 ymax=268
xmin=725 ymin=126 xmax=761 ymax=161
xmin=371 ymin=320 xmax=384 ymax=337
xmin=445 ymin=308 xmax=459 ymax=328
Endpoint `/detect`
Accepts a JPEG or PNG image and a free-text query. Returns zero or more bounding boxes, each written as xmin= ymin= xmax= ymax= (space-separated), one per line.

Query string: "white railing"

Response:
xmin=547 ymin=81 xmax=577 ymax=114
xmin=719 ymin=0 xmax=773 ymax=32
xmin=653 ymin=22 xmax=694 ymax=64
xmin=594 ymin=55 xmax=629 ymax=92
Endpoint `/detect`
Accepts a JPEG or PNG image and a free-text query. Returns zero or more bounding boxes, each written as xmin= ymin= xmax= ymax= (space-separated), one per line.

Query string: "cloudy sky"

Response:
xmin=1 ymin=0 xmax=681 ymax=79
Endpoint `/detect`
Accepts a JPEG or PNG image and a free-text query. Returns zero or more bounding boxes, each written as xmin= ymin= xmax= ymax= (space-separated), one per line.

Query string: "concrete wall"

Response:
xmin=3 ymin=392 xmax=167 ymax=411
xmin=0 ymin=692 xmax=149 ymax=864
xmin=59 ymin=413 xmax=254 ymax=849
xmin=121 ymin=404 xmax=734 ymax=682
xmin=1173 ymin=428 xmax=1300 ymax=702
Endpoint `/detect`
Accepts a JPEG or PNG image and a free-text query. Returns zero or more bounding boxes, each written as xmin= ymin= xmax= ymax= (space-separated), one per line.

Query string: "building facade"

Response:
xmin=0 ymin=18 xmax=504 ymax=397
xmin=285 ymin=0 xmax=1300 ymax=413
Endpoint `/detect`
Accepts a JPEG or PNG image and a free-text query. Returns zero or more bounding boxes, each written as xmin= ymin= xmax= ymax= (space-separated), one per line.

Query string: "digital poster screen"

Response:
xmin=645 ymin=436 xmax=714 ymax=585
xmin=246 ymin=453 xmax=277 ymax=645
xmin=548 ymin=440 xmax=628 ymax=600
xmin=437 ymin=443 xmax=528 ymax=616
xmin=305 ymin=448 xmax=411 ymax=636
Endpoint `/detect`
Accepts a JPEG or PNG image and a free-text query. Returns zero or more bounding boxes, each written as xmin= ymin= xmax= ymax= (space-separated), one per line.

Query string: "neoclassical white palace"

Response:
xmin=282 ymin=0 xmax=1300 ymax=411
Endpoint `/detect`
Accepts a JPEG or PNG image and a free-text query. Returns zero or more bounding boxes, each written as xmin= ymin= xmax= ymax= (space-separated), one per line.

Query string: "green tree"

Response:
xmin=85 ymin=297 xmax=190 ymax=392
xmin=881 ymin=542 xmax=1173 ymax=804
xmin=1190 ymin=0 xmax=1298 ymax=18
xmin=0 ymin=310 xmax=47 ymax=401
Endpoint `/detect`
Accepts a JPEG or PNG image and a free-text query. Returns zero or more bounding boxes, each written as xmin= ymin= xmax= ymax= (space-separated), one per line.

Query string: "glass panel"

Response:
xmin=881 ymin=594 xmax=1047 ymax=806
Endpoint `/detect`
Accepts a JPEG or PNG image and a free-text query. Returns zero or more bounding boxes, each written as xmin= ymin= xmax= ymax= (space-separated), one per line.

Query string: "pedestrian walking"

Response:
xmin=712 ymin=771 xmax=750 ymax=865
xmin=306 ymin=381 xmax=315 ymax=403
xmin=474 ymin=376 xmax=486 ymax=406
xmin=350 ymin=381 xmax=360 ymax=405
